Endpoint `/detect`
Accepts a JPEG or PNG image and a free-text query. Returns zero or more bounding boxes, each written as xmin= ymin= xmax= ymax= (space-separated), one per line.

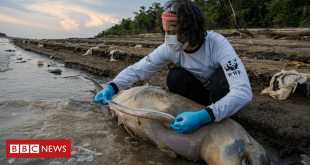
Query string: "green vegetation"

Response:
xmin=95 ymin=0 xmax=310 ymax=37
xmin=201 ymin=0 xmax=310 ymax=29
xmin=95 ymin=3 xmax=162 ymax=37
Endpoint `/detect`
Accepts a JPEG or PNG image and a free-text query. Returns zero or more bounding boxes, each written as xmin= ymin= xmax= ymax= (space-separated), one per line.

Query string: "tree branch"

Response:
xmin=228 ymin=0 xmax=239 ymax=29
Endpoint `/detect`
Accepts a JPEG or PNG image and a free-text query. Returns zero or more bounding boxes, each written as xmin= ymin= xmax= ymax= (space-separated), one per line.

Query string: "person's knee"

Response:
xmin=166 ymin=67 xmax=211 ymax=105
xmin=167 ymin=67 xmax=185 ymax=79
xmin=166 ymin=67 xmax=186 ymax=91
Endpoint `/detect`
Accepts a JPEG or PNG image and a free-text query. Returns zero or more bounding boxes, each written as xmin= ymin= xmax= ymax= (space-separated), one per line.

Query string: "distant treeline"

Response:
xmin=95 ymin=3 xmax=162 ymax=37
xmin=0 ymin=32 xmax=7 ymax=37
xmin=95 ymin=0 xmax=310 ymax=37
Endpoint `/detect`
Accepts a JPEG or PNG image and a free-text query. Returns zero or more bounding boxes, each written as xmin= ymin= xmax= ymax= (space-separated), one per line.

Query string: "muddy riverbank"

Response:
xmin=12 ymin=34 xmax=310 ymax=157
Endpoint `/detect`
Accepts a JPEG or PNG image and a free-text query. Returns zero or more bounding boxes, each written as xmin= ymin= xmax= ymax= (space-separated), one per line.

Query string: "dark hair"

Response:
xmin=158 ymin=0 xmax=207 ymax=48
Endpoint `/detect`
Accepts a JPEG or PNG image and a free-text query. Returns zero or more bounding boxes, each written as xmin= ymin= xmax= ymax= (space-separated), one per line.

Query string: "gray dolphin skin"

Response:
xmin=85 ymin=77 xmax=270 ymax=165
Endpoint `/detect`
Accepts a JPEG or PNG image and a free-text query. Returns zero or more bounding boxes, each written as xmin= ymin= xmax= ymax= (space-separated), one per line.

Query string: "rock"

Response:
xmin=37 ymin=61 xmax=44 ymax=65
xmin=15 ymin=61 xmax=27 ymax=63
xmin=48 ymin=68 xmax=62 ymax=73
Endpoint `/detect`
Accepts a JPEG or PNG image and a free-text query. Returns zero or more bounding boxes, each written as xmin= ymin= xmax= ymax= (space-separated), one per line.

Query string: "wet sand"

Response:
xmin=9 ymin=33 xmax=310 ymax=164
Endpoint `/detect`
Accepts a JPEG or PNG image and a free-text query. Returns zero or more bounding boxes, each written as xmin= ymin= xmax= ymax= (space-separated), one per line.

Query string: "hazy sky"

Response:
xmin=0 ymin=0 xmax=168 ymax=39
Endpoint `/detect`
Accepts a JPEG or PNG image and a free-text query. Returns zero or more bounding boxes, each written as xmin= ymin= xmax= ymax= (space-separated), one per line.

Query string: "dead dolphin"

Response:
xmin=85 ymin=77 xmax=270 ymax=165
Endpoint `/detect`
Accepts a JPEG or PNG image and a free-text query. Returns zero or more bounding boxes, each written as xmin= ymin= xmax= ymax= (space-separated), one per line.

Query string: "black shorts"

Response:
xmin=166 ymin=67 xmax=230 ymax=119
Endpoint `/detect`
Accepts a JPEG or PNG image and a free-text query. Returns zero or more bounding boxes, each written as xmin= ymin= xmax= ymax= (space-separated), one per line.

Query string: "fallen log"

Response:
xmin=237 ymin=29 xmax=255 ymax=38
xmin=216 ymin=30 xmax=240 ymax=37
xmin=266 ymin=29 xmax=310 ymax=39
xmin=272 ymin=35 xmax=286 ymax=39
xmin=283 ymin=35 xmax=310 ymax=41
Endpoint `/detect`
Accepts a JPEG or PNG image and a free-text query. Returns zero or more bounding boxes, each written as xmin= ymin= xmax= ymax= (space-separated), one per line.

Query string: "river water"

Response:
xmin=0 ymin=38 xmax=207 ymax=165
xmin=0 ymin=38 xmax=303 ymax=165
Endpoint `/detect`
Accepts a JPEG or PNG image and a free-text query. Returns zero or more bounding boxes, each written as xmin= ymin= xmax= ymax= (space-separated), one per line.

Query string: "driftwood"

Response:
xmin=237 ymin=29 xmax=255 ymax=38
xmin=281 ymin=36 xmax=310 ymax=41
xmin=217 ymin=30 xmax=240 ymax=37
xmin=266 ymin=29 xmax=310 ymax=39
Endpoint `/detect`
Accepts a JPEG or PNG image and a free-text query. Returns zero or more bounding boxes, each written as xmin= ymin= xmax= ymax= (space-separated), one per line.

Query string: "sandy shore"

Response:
xmin=12 ymin=34 xmax=310 ymax=155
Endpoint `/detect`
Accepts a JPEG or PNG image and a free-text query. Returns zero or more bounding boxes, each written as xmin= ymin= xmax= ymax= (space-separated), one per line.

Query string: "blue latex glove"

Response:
xmin=169 ymin=110 xmax=212 ymax=134
xmin=94 ymin=85 xmax=115 ymax=105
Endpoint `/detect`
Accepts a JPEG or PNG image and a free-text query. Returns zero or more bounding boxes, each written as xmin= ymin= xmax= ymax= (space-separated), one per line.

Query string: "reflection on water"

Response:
xmin=0 ymin=39 xmax=103 ymax=101
xmin=0 ymin=39 xmax=205 ymax=165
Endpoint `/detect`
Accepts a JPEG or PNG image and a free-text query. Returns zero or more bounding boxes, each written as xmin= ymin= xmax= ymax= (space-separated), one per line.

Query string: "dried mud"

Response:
xmin=13 ymin=35 xmax=310 ymax=155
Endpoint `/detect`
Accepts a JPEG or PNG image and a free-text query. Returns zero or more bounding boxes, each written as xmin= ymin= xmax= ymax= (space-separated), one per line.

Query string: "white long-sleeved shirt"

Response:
xmin=110 ymin=31 xmax=252 ymax=122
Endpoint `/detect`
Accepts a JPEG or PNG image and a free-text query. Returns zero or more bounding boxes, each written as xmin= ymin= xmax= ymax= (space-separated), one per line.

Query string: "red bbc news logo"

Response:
xmin=6 ymin=140 xmax=71 ymax=158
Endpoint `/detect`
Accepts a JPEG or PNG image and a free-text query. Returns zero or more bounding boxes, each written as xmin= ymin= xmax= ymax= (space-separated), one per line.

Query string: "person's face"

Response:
xmin=162 ymin=20 xmax=189 ymax=47
xmin=163 ymin=20 xmax=179 ymax=35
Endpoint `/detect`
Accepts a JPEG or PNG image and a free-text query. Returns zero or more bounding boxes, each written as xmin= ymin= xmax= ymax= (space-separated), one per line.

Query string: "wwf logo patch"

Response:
xmin=224 ymin=58 xmax=238 ymax=71
xmin=224 ymin=58 xmax=241 ymax=77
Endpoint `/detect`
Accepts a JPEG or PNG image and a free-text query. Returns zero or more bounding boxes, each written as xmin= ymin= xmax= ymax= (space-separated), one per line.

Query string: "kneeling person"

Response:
xmin=94 ymin=0 xmax=252 ymax=134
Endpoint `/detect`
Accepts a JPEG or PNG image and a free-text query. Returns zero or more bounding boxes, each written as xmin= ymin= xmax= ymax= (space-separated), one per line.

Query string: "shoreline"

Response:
xmin=12 ymin=35 xmax=310 ymax=155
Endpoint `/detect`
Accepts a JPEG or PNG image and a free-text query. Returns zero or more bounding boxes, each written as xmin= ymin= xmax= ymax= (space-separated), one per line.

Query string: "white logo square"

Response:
xmin=20 ymin=144 xmax=29 ymax=153
xmin=30 ymin=144 xmax=39 ymax=153
xmin=10 ymin=144 xmax=19 ymax=153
